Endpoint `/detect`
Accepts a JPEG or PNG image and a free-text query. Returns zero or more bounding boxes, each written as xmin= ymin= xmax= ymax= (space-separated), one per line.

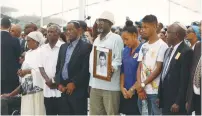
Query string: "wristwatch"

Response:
xmin=141 ymin=82 xmax=145 ymax=88
xmin=130 ymin=87 xmax=135 ymax=92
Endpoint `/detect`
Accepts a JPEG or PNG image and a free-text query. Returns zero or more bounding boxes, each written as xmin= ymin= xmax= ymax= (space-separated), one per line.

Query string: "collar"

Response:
xmin=1 ymin=30 xmax=9 ymax=32
xmin=55 ymin=39 xmax=64 ymax=47
xmin=192 ymin=41 xmax=200 ymax=50
xmin=98 ymin=31 xmax=112 ymax=41
xmin=70 ymin=38 xmax=79 ymax=48
xmin=171 ymin=41 xmax=183 ymax=50
xmin=47 ymin=39 xmax=64 ymax=49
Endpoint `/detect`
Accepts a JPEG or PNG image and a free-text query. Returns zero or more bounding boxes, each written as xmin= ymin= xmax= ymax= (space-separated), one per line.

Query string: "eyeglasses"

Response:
xmin=96 ymin=19 xmax=105 ymax=25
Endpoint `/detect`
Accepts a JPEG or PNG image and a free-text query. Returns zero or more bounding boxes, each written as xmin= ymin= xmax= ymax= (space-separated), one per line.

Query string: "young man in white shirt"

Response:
xmin=89 ymin=11 xmax=124 ymax=115
xmin=132 ymin=15 xmax=168 ymax=115
xmin=38 ymin=25 xmax=65 ymax=115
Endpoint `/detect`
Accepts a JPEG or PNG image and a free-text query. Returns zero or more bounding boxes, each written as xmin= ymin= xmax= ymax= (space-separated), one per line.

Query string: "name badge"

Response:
xmin=175 ymin=52 xmax=181 ymax=60
xmin=133 ymin=53 xmax=138 ymax=59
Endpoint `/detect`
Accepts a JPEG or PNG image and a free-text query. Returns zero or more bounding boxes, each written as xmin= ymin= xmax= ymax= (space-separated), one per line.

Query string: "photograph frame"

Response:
xmin=93 ymin=46 xmax=112 ymax=81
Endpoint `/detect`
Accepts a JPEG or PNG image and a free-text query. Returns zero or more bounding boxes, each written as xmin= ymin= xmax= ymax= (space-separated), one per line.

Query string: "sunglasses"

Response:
xmin=96 ymin=20 xmax=104 ymax=25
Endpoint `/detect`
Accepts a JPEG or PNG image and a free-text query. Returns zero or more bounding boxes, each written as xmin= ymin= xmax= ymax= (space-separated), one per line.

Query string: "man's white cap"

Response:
xmin=173 ymin=21 xmax=187 ymax=31
xmin=98 ymin=11 xmax=115 ymax=25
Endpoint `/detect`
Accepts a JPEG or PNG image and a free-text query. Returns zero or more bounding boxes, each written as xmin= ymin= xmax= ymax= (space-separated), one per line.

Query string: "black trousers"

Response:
xmin=193 ymin=93 xmax=201 ymax=115
xmin=119 ymin=92 xmax=140 ymax=115
xmin=59 ymin=93 xmax=88 ymax=115
xmin=44 ymin=97 xmax=66 ymax=115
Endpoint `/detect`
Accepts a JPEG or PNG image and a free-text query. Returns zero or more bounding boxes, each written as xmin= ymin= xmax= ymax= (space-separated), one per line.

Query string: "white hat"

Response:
xmin=174 ymin=22 xmax=187 ymax=31
xmin=27 ymin=31 xmax=44 ymax=46
xmin=98 ymin=11 xmax=115 ymax=25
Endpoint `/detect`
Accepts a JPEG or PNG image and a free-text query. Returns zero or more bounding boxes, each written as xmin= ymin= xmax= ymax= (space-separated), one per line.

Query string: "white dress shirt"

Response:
xmin=96 ymin=65 xmax=107 ymax=77
xmin=39 ymin=40 xmax=64 ymax=98
xmin=89 ymin=32 xmax=124 ymax=91
xmin=165 ymin=41 xmax=183 ymax=72
xmin=192 ymin=41 xmax=200 ymax=50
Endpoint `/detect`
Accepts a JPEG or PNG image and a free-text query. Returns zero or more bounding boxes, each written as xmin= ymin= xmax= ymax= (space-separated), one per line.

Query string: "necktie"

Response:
xmin=162 ymin=47 xmax=173 ymax=81
xmin=194 ymin=57 xmax=201 ymax=88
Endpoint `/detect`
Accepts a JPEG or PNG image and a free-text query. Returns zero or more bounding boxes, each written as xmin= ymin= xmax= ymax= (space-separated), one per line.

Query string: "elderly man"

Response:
xmin=10 ymin=24 xmax=25 ymax=53
xmin=89 ymin=11 xmax=124 ymax=115
xmin=10 ymin=24 xmax=22 ymax=41
xmin=38 ymin=25 xmax=64 ymax=115
xmin=158 ymin=22 xmax=193 ymax=115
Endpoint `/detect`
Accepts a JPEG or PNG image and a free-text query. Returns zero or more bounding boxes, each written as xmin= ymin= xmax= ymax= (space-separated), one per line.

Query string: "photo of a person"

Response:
xmin=96 ymin=51 xmax=107 ymax=77
xmin=21 ymin=76 xmax=34 ymax=95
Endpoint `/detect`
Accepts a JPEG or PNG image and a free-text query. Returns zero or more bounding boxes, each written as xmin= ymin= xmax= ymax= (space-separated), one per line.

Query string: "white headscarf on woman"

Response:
xmin=21 ymin=31 xmax=45 ymax=89
xmin=27 ymin=31 xmax=45 ymax=46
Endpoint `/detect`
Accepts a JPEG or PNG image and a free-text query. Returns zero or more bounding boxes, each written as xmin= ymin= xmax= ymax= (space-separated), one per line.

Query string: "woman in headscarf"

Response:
xmin=186 ymin=25 xmax=201 ymax=50
xmin=1 ymin=31 xmax=46 ymax=115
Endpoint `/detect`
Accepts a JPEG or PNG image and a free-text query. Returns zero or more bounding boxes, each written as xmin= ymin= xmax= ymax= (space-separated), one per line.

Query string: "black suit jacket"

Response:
xmin=1 ymin=31 xmax=21 ymax=91
xmin=55 ymin=39 xmax=92 ymax=98
xmin=186 ymin=42 xmax=201 ymax=113
xmin=158 ymin=41 xmax=193 ymax=114
xmin=20 ymin=39 xmax=26 ymax=53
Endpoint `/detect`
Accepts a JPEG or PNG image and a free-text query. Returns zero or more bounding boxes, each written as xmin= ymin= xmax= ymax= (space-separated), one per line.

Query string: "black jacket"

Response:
xmin=186 ymin=42 xmax=201 ymax=113
xmin=158 ymin=41 xmax=193 ymax=115
xmin=1 ymin=31 xmax=21 ymax=93
xmin=55 ymin=39 xmax=92 ymax=98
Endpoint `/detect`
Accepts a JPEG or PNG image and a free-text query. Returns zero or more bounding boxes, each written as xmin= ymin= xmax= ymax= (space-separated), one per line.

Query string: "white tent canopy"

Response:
xmin=2 ymin=0 xmax=202 ymax=27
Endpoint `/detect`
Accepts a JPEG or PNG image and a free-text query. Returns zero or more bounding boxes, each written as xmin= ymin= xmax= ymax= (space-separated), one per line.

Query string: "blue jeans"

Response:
xmin=138 ymin=94 xmax=162 ymax=115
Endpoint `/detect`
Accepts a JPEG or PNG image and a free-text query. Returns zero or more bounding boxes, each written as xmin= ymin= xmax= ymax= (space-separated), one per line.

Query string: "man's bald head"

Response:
xmin=10 ymin=24 xmax=22 ymax=38
xmin=24 ymin=23 xmax=38 ymax=35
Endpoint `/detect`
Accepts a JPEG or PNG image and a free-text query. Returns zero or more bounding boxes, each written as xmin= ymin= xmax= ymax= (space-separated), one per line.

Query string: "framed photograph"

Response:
xmin=93 ymin=46 xmax=112 ymax=81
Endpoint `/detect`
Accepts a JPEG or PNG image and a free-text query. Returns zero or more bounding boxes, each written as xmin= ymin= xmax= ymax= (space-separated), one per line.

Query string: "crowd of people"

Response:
xmin=1 ymin=10 xmax=201 ymax=115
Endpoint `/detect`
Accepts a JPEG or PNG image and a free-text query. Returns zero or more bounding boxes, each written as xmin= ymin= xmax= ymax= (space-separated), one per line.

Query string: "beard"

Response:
xmin=97 ymin=28 xmax=104 ymax=33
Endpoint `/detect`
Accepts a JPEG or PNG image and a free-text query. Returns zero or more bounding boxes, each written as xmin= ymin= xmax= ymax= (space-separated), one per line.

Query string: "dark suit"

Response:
xmin=20 ymin=39 xmax=26 ymax=53
xmin=1 ymin=31 xmax=21 ymax=94
xmin=158 ymin=41 xmax=193 ymax=115
xmin=186 ymin=42 xmax=201 ymax=115
xmin=20 ymin=39 xmax=28 ymax=53
xmin=55 ymin=39 xmax=92 ymax=115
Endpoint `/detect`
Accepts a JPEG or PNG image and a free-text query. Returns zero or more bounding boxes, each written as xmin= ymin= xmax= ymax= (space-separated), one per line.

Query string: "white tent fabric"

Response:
xmin=2 ymin=0 xmax=202 ymax=26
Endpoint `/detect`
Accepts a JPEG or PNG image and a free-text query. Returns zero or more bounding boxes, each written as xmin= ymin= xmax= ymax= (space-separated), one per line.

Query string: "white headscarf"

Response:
xmin=27 ymin=31 xmax=45 ymax=46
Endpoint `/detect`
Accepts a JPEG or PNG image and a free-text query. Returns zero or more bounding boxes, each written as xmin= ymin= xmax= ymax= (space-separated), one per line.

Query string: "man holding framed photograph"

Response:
xmin=89 ymin=11 xmax=124 ymax=115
